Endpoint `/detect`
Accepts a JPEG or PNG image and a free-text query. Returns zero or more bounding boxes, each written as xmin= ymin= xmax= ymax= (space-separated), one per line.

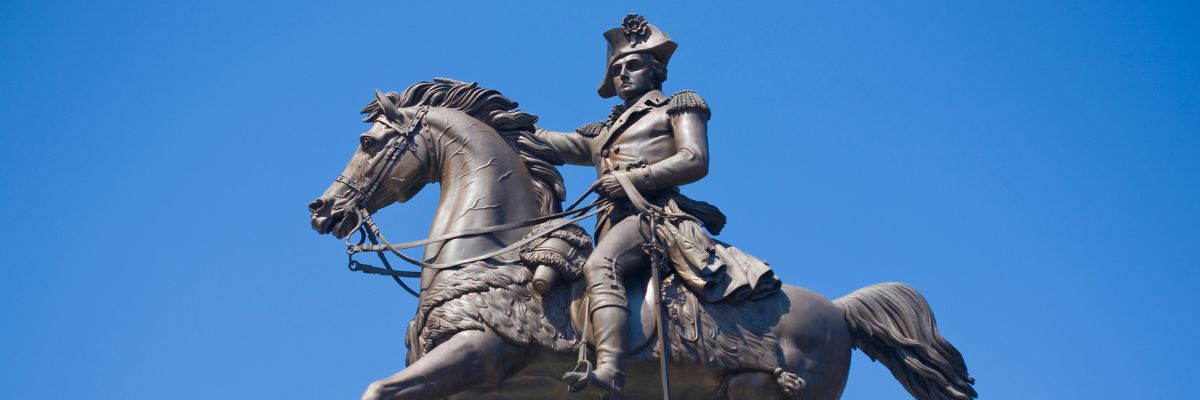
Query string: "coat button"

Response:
xmin=601 ymin=148 xmax=610 ymax=157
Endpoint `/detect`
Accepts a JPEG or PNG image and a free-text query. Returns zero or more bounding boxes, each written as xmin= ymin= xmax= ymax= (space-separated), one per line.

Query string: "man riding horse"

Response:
xmin=537 ymin=14 xmax=781 ymax=397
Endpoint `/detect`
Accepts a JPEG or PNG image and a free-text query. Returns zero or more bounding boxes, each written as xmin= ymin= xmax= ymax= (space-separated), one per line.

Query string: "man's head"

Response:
xmin=610 ymin=53 xmax=668 ymax=100
xmin=597 ymin=14 xmax=677 ymax=98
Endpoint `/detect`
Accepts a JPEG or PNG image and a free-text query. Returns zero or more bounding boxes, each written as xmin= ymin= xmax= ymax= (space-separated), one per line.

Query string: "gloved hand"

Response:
xmin=597 ymin=172 xmax=630 ymax=199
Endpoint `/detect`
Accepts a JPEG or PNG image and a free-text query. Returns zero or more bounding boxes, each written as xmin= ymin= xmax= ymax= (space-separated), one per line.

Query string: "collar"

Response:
xmin=631 ymin=89 xmax=668 ymax=108
xmin=609 ymin=90 xmax=667 ymax=123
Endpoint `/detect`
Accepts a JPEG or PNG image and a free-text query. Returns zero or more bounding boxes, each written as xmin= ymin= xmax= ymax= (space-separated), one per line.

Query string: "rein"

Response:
xmin=344 ymin=190 xmax=602 ymax=295
xmin=348 ymin=197 xmax=603 ymax=269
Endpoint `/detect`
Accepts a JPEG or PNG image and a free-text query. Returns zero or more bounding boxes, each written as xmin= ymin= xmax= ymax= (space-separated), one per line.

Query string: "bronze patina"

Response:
xmin=308 ymin=13 xmax=976 ymax=400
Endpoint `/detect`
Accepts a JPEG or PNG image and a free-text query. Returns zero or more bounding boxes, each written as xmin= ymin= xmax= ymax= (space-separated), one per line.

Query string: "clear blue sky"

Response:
xmin=2 ymin=1 xmax=1197 ymax=399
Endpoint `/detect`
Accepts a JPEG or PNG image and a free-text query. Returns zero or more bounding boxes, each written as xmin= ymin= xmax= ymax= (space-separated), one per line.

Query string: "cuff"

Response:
xmin=632 ymin=165 xmax=657 ymax=192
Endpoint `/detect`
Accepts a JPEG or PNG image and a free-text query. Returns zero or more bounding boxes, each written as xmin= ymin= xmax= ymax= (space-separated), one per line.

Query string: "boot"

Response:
xmin=564 ymin=306 xmax=627 ymax=398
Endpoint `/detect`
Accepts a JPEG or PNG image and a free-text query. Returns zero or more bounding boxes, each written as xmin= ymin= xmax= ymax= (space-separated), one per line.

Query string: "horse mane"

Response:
xmin=362 ymin=79 xmax=566 ymax=214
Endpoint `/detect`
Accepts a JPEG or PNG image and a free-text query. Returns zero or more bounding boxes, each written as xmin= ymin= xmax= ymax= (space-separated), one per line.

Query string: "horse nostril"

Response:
xmin=308 ymin=198 xmax=325 ymax=213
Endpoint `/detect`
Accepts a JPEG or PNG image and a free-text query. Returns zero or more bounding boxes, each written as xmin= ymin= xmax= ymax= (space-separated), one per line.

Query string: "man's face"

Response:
xmin=610 ymin=53 xmax=656 ymax=101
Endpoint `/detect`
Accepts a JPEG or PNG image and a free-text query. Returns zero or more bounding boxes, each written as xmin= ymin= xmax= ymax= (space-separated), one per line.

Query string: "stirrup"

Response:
xmin=570 ymin=359 xmax=593 ymax=377
xmin=565 ymin=359 xmax=593 ymax=392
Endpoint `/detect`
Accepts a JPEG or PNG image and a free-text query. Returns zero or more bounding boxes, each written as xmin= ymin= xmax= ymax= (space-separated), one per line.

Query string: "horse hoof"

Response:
xmin=774 ymin=368 xmax=806 ymax=399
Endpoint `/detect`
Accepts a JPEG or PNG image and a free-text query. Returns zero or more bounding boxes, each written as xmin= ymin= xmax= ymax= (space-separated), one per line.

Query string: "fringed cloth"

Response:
xmin=597 ymin=191 xmax=781 ymax=303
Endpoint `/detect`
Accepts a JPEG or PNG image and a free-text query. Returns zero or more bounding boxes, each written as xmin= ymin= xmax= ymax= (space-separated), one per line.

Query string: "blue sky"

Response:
xmin=1 ymin=1 xmax=1197 ymax=398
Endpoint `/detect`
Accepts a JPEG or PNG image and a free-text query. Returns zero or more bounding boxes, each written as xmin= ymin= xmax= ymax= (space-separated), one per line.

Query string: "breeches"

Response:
xmin=583 ymin=214 xmax=653 ymax=313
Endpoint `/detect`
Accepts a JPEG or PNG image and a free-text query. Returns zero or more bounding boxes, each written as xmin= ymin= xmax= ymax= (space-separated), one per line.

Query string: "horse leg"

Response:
xmin=724 ymin=371 xmax=786 ymax=400
xmin=361 ymin=329 xmax=522 ymax=400
xmin=773 ymin=286 xmax=854 ymax=400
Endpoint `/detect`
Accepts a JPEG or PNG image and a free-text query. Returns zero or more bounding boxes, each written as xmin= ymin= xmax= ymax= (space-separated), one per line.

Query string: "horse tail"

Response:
xmin=833 ymin=282 xmax=977 ymax=400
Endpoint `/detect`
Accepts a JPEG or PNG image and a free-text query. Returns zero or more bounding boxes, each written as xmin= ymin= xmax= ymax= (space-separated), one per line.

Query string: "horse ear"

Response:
xmin=375 ymin=89 xmax=401 ymax=122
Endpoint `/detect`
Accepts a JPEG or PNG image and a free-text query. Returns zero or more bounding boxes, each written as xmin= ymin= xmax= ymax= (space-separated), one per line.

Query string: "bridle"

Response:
xmin=329 ymin=97 xmax=430 ymax=296
xmin=335 ymin=103 xmax=430 ymax=212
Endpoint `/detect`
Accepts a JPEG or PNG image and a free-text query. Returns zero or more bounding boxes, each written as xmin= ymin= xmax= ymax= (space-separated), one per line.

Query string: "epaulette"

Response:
xmin=576 ymin=121 xmax=605 ymax=138
xmin=667 ymin=90 xmax=711 ymax=120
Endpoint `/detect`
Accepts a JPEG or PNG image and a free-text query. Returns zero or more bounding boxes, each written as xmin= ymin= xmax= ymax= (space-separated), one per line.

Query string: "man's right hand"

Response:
xmin=597 ymin=173 xmax=628 ymax=199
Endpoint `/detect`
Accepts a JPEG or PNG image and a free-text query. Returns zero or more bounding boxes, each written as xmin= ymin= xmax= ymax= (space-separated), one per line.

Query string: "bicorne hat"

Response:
xmin=597 ymin=14 xmax=678 ymax=98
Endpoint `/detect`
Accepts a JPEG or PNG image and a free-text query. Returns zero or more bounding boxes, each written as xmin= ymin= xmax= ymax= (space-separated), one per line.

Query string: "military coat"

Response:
xmin=537 ymin=89 xmax=780 ymax=303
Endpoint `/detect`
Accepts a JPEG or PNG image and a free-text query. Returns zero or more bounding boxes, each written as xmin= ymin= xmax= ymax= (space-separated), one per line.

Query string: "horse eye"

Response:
xmin=361 ymin=137 xmax=376 ymax=148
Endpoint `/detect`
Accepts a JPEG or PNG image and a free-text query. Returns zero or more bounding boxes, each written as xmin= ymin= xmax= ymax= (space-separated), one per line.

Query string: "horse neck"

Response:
xmin=420 ymin=109 xmax=544 ymax=274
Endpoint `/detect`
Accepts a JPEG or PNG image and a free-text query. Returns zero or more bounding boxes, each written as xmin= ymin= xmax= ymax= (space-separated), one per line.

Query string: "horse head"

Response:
xmin=310 ymin=80 xmax=566 ymax=244
xmin=309 ymin=90 xmax=434 ymax=239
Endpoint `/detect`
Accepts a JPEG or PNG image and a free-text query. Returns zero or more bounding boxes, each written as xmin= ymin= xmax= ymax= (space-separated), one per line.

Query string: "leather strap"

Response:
xmin=612 ymin=172 xmax=699 ymax=224
xmin=348 ymin=180 xmax=601 ymax=253
xmin=614 ymin=172 xmax=658 ymax=213
xmin=349 ymin=200 xmax=600 ymax=253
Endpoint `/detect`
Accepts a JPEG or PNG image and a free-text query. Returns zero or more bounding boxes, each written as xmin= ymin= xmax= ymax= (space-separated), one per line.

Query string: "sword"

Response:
xmin=646 ymin=216 xmax=672 ymax=400
xmin=615 ymin=172 xmax=673 ymax=399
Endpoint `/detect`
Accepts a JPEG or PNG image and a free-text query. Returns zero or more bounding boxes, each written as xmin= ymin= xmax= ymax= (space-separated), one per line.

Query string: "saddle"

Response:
xmin=520 ymin=220 xmax=789 ymax=372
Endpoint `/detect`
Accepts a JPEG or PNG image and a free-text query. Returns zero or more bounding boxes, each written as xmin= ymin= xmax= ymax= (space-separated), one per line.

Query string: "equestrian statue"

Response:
xmin=307 ymin=13 xmax=976 ymax=400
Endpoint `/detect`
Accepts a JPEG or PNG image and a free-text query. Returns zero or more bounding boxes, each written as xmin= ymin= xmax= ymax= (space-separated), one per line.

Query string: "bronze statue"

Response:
xmin=537 ymin=14 xmax=781 ymax=396
xmin=308 ymin=13 xmax=975 ymax=400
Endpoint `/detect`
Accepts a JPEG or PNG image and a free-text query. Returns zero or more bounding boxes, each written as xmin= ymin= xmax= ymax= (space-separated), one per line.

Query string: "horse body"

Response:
xmin=389 ymin=277 xmax=851 ymax=400
xmin=436 ymin=303 xmax=841 ymax=400
xmin=310 ymin=81 xmax=975 ymax=400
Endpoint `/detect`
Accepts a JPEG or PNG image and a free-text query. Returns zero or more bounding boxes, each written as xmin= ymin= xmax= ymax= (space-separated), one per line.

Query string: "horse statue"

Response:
xmin=308 ymin=80 xmax=976 ymax=400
